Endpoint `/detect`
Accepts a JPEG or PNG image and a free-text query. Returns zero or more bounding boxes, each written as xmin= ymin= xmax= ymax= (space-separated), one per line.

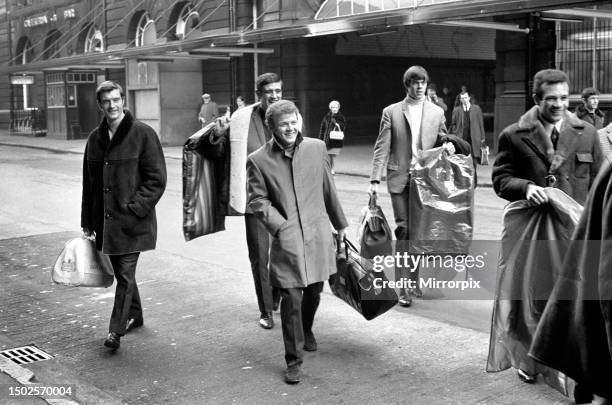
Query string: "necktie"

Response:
xmin=551 ymin=127 xmax=559 ymax=150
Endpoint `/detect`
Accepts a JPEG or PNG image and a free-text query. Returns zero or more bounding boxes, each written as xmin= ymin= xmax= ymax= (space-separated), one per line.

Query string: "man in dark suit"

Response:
xmin=368 ymin=66 xmax=463 ymax=307
xmin=247 ymin=100 xmax=348 ymax=384
xmin=493 ymin=69 xmax=603 ymax=206
xmin=450 ymin=92 xmax=486 ymax=186
xmin=214 ymin=73 xmax=282 ymax=329
xmin=491 ymin=68 xmax=603 ymax=385
xmin=82 ymin=81 xmax=167 ymax=350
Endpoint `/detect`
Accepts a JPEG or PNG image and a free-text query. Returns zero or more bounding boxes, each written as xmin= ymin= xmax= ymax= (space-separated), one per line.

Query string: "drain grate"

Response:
xmin=0 ymin=345 xmax=53 ymax=365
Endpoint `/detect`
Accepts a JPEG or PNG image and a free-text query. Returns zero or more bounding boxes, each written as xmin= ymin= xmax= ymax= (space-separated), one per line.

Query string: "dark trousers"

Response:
xmin=472 ymin=155 xmax=478 ymax=187
xmin=109 ymin=252 xmax=142 ymax=335
xmin=279 ymin=282 xmax=324 ymax=366
xmin=390 ymin=188 xmax=419 ymax=290
xmin=245 ymin=214 xmax=279 ymax=314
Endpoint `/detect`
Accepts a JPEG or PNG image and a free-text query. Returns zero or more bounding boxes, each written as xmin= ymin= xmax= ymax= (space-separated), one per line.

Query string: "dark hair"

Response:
xmin=255 ymin=72 xmax=282 ymax=95
xmin=403 ymin=66 xmax=429 ymax=88
xmin=581 ymin=87 xmax=599 ymax=100
xmin=427 ymin=83 xmax=437 ymax=92
xmin=96 ymin=80 xmax=124 ymax=103
xmin=265 ymin=100 xmax=298 ymax=129
xmin=532 ymin=69 xmax=569 ymax=100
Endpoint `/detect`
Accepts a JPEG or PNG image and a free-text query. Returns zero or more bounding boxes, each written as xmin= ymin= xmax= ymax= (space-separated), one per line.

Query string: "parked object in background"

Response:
xmin=480 ymin=145 xmax=490 ymax=165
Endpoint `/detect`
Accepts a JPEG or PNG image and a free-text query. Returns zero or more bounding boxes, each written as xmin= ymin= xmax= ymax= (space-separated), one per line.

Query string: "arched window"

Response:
xmin=43 ymin=29 xmax=62 ymax=59
xmin=135 ymin=12 xmax=156 ymax=46
xmin=15 ymin=36 xmax=33 ymax=65
xmin=85 ymin=25 xmax=104 ymax=53
xmin=175 ymin=3 xmax=199 ymax=39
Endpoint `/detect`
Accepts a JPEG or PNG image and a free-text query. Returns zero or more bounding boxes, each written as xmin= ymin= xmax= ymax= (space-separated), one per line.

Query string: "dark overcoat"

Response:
xmin=449 ymin=104 xmax=486 ymax=159
xmin=529 ymin=162 xmax=612 ymax=399
xmin=81 ymin=111 xmax=167 ymax=254
xmin=575 ymin=104 xmax=605 ymax=130
xmin=492 ymin=106 xmax=603 ymax=205
xmin=246 ymin=136 xmax=348 ymax=288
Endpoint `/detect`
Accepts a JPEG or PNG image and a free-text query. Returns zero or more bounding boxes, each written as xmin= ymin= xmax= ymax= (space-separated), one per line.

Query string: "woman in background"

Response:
xmin=318 ymin=100 xmax=346 ymax=174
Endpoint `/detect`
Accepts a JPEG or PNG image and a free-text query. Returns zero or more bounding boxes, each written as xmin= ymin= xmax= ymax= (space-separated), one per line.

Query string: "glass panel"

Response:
xmin=338 ymin=0 xmax=352 ymax=16
xmin=47 ymin=85 xmax=65 ymax=107
xmin=353 ymin=0 xmax=366 ymax=14
xmin=67 ymin=85 xmax=77 ymax=107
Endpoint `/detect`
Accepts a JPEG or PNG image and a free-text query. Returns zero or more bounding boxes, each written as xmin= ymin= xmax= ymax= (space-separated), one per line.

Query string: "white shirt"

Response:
xmin=406 ymin=98 xmax=424 ymax=156
xmin=543 ymin=120 xmax=562 ymax=141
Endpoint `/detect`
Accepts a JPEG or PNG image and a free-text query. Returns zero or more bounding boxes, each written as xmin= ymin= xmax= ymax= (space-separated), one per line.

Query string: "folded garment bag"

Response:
xmin=52 ymin=236 xmax=114 ymax=287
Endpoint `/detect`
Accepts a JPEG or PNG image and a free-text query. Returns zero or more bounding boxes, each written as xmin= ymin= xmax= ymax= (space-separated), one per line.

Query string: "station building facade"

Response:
xmin=0 ymin=0 xmax=610 ymax=148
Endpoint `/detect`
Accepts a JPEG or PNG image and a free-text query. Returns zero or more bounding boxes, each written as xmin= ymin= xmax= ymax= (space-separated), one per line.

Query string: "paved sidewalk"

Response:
xmin=0 ymin=131 xmax=494 ymax=187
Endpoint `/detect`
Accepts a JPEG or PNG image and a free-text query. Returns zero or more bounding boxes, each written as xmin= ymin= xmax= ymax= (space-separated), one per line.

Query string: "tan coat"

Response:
xmin=370 ymin=98 xmax=447 ymax=193
xmin=246 ymin=136 xmax=348 ymax=288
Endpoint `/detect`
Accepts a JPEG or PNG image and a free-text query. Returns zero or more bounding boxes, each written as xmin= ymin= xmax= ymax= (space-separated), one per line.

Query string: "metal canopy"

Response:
xmin=0 ymin=35 xmax=274 ymax=75
xmin=1 ymin=0 xmax=603 ymax=75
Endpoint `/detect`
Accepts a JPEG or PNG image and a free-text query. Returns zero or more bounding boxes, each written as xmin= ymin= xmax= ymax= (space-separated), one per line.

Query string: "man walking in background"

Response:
xmin=82 ymin=81 xmax=167 ymax=350
xmin=198 ymin=93 xmax=218 ymax=128
xmin=450 ymin=91 xmax=486 ymax=186
xmin=575 ymin=87 xmax=605 ymax=130
xmin=369 ymin=66 xmax=462 ymax=307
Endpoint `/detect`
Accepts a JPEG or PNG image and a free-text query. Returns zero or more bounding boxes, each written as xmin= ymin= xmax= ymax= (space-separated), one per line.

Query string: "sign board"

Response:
xmin=10 ymin=75 xmax=35 ymax=85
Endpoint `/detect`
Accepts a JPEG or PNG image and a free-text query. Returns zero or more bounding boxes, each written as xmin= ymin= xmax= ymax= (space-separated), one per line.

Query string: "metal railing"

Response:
xmin=9 ymin=108 xmax=47 ymax=136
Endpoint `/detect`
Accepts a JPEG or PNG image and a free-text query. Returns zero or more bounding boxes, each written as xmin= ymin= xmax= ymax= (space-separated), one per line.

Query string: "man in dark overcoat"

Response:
xmin=490 ymin=68 xmax=602 ymax=385
xmin=246 ymin=100 xmax=348 ymax=384
xmin=450 ymin=91 xmax=486 ymax=186
xmin=575 ymin=87 xmax=605 ymax=130
xmin=81 ymin=81 xmax=167 ymax=350
xmin=493 ymin=69 xmax=603 ymax=206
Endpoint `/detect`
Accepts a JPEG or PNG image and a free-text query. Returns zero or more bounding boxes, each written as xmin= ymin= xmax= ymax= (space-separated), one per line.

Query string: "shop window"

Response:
xmin=47 ymin=72 xmax=65 ymax=84
xmin=557 ymin=17 xmax=612 ymax=94
xmin=47 ymin=85 xmax=65 ymax=108
xmin=67 ymin=72 xmax=95 ymax=83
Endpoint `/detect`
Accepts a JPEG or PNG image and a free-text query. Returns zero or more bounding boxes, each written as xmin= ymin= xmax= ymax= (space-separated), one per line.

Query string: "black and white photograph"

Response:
xmin=1 ymin=0 xmax=612 ymax=404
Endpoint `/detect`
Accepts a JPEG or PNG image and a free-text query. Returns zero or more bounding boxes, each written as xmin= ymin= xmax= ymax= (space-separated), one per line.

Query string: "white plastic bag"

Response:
xmin=52 ymin=236 xmax=114 ymax=287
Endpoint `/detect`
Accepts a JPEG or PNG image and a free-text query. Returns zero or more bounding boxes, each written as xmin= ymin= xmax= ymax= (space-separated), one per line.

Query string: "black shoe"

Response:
xmin=284 ymin=364 xmax=301 ymax=384
xmin=104 ymin=332 xmax=121 ymax=350
xmin=517 ymin=369 xmax=536 ymax=384
xmin=398 ymin=291 xmax=412 ymax=307
xmin=259 ymin=312 xmax=274 ymax=329
xmin=126 ymin=318 xmax=143 ymax=334
xmin=409 ymin=287 xmax=423 ymax=298
xmin=273 ymin=298 xmax=281 ymax=312
xmin=303 ymin=332 xmax=317 ymax=352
